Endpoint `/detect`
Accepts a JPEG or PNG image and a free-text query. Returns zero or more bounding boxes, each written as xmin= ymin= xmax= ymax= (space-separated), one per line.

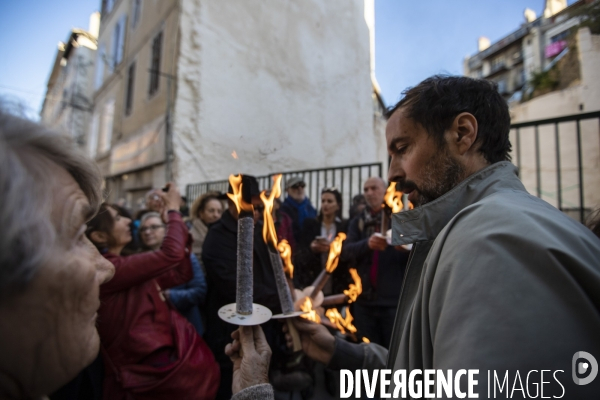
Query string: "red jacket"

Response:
xmin=99 ymin=212 xmax=219 ymax=399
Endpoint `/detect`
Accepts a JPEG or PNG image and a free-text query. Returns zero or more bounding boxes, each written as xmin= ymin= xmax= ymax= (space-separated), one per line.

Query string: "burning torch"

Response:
xmin=260 ymin=174 xmax=304 ymax=351
xmin=217 ymin=174 xmax=272 ymax=326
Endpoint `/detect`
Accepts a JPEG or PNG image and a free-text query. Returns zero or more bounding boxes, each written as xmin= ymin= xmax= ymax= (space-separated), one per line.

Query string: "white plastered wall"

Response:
xmin=173 ymin=0 xmax=385 ymax=188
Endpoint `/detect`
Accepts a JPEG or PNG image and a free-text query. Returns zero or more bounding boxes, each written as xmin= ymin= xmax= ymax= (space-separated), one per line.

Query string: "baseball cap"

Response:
xmin=285 ymin=176 xmax=305 ymax=189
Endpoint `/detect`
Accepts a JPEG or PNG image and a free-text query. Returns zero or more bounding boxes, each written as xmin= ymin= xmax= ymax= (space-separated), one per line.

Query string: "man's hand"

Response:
xmin=284 ymin=317 xmax=335 ymax=365
xmin=368 ymin=233 xmax=387 ymax=251
xmin=225 ymin=325 xmax=272 ymax=395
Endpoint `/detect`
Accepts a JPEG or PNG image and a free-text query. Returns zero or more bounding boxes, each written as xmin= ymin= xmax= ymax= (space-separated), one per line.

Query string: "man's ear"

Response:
xmin=89 ymin=231 xmax=108 ymax=246
xmin=450 ymin=112 xmax=478 ymax=155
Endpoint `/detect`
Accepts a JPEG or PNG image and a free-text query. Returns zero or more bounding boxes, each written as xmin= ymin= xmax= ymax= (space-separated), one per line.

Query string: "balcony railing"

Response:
xmin=511 ymin=111 xmax=600 ymax=223
xmin=187 ymin=112 xmax=599 ymax=225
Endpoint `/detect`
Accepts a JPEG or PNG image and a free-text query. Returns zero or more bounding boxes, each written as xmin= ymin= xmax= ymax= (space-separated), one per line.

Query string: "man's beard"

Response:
xmin=402 ymin=145 xmax=465 ymax=207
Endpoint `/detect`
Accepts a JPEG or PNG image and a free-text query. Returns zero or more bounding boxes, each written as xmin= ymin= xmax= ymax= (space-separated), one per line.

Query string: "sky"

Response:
xmin=0 ymin=0 xmax=576 ymax=118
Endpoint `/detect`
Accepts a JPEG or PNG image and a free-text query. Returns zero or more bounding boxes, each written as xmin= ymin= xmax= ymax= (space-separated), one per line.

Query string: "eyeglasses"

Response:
xmin=321 ymin=187 xmax=340 ymax=193
xmin=290 ymin=183 xmax=306 ymax=189
xmin=140 ymin=224 xmax=165 ymax=233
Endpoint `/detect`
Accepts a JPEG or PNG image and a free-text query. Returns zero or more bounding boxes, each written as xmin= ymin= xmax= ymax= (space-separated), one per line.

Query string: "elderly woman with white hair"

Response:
xmin=0 ymin=111 xmax=276 ymax=399
xmin=0 ymin=111 xmax=115 ymax=398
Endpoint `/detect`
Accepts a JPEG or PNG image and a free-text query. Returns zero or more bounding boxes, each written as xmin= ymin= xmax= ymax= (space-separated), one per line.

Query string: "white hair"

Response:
xmin=0 ymin=111 xmax=102 ymax=300
xmin=140 ymin=212 xmax=162 ymax=226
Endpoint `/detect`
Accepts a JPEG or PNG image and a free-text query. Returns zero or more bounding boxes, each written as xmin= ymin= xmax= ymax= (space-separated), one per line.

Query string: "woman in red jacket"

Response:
xmin=86 ymin=184 xmax=219 ymax=400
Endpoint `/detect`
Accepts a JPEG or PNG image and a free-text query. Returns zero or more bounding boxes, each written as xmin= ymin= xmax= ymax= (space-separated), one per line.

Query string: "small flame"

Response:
xmin=325 ymin=308 xmax=357 ymax=334
xmin=227 ymin=174 xmax=254 ymax=214
xmin=231 ymin=150 xmax=238 ymax=159
xmin=384 ymin=182 xmax=414 ymax=212
xmin=384 ymin=182 xmax=405 ymax=213
xmin=299 ymin=297 xmax=320 ymax=323
xmin=277 ymin=239 xmax=294 ymax=278
xmin=343 ymin=268 xmax=362 ymax=303
xmin=260 ymin=174 xmax=282 ymax=248
xmin=325 ymin=232 xmax=346 ymax=273
xmin=362 ymin=337 xmax=370 ymax=343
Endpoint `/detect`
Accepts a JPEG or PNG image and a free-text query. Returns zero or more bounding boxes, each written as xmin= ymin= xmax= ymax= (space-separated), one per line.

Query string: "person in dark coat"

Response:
xmin=202 ymin=175 xmax=282 ymax=400
xmin=341 ymin=177 xmax=409 ymax=348
xmin=294 ymin=188 xmax=350 ymax=295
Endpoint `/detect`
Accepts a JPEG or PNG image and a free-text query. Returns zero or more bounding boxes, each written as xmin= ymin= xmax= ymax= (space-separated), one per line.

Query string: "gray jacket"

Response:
xmin=329 ymin=162 xmax=600 ymax=398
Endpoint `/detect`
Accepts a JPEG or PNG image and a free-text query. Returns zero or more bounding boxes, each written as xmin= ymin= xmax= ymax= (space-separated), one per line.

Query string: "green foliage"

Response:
xmin=569 ymin=0 xmax=600 ymax=35
xmin=529 ymin=69 xmax=559 ymax=92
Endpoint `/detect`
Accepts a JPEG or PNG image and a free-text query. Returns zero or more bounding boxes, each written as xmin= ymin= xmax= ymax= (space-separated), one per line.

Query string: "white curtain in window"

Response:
xmin=88 ymin=113 xmax=100 ymax=157
xmin=99 ymin=99 xmax=115 ymax=153
xmin=95 ymin=44 xmax=105 ymax=89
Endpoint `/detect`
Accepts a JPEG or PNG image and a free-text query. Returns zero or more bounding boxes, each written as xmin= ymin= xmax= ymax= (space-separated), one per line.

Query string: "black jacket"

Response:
xmin=340 ymin=209 xmax=409 ymax=307
xmin=202 ymin=211 xmax=282 ymax=367
xmin=293 ymin=217 xmax=350 ymax=294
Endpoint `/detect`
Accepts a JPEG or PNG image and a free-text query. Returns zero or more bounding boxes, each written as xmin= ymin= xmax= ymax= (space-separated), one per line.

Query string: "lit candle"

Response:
xmin=309 ymin=233 xmax=346 ymax=299
xmin=236 ymin=215 xmax=254 ymax=315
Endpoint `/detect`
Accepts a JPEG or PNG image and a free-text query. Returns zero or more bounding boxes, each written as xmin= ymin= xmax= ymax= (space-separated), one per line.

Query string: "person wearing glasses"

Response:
xmin=86 ymin=188 xmax=219 ymax=399
xmin=280 ymin=177 xmax=317 ymax=245
xmin=294 ymin=188 xmax=350 ymax=294
xmin=139 ymin=212 xmax=208 ymax=337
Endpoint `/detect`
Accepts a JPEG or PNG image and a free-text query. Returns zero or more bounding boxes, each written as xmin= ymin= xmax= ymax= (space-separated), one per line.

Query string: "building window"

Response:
xmin=125 ymin=62 xmax=136 ymax=116
xmin=149 ymin=32 xmax=162 ymax=96
xmin=492 ymin=56 xmax=504 ymax=69
xmin=132 ymin=0 xmax=142 ymax=30
xmin=111 ymin=15 xmax=127 ymax=70
xmin=102 ymin=0 xmax=115 ymax=16
xmin=95 ymin=44 xmax=105 ymax=89
xmin=497 ymin=79 xmax=507 ymax=94
xmin=99 ymin=99 xmax=115 ymax=153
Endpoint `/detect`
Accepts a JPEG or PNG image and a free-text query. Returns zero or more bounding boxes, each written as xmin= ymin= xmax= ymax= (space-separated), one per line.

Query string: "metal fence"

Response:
xmin=186 ymin=112 xmax=600 ymax=224
xmin=186 ymin=163 xmax=383 ymax=219
xmin=510 ymin=111 xmax=600 ymax=223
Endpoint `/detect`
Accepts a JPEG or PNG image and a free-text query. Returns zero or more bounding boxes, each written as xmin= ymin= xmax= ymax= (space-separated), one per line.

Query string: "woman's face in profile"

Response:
xmin=108 ymin=206 xmax=132 ymax=247
xmin=0 ymin=161 xmax=114 ymax=397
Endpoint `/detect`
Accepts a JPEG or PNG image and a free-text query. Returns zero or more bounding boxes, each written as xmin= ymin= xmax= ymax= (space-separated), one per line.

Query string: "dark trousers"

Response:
xmin=352 ymin=303 xmax=397 ymax=348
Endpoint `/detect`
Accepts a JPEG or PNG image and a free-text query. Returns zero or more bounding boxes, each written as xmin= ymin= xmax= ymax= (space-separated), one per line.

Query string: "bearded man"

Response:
xmin=290 ymin=76 xmax=600 ymax=398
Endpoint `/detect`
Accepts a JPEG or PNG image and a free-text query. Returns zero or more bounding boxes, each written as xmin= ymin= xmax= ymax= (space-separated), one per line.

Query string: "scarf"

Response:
xmin=284 ymin=196 xmax=316 ymax=227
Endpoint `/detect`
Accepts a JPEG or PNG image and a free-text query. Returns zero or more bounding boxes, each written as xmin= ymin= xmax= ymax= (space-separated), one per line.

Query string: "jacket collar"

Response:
xmin=391 ymin=161 xmax=525 ymax=245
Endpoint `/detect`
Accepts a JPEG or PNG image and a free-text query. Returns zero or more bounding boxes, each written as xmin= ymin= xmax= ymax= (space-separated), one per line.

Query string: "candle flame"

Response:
xmin=299 ymin=297 xmax=320 ymax=323
xmin=325 ymin=232 xmax=346 ymax=273
xmin=343 ymin=268 xmax=362 ymax=303
xmin=227 ymin=174 xmax=254 ymax=214
xmin=384 ymin=182 xmax=406 ymax=213
xmin=362 ymin=337 xmax=370 ymax=343
xmin=260 ymin=174 xmax=282 ymax=249
xmin=325 ymin=308 xmax=357 ymax=334
xmin=277 ymin=239 xmax=294 ymax=278
xmin=231 ymin=150 xmax=238 ymax=159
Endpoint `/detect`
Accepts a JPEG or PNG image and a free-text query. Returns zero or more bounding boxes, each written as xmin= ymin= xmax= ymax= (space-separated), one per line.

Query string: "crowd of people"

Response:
xmin=1 ymin=75 xmax=600 ymax=400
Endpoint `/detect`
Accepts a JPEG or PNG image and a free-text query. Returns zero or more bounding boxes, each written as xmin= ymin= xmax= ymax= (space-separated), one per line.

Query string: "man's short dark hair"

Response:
xmin=387 ymin=75 xmax=512 ymax=164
